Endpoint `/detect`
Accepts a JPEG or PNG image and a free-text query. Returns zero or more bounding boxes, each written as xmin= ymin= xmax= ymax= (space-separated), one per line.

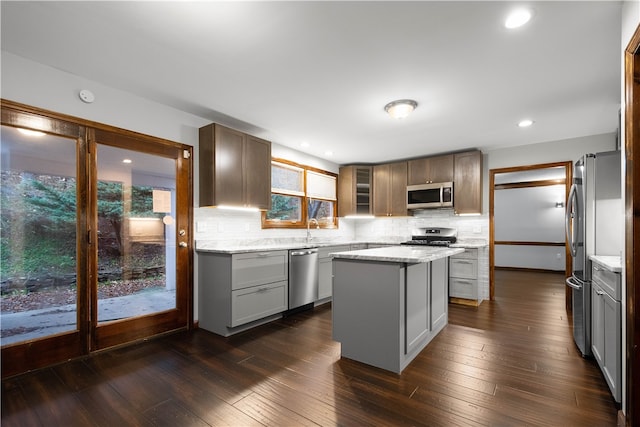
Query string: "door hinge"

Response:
xmin=183 ymin=150 xmax=191 ymax=159
xmin=87 ymin=230 xmax=92 ymax=245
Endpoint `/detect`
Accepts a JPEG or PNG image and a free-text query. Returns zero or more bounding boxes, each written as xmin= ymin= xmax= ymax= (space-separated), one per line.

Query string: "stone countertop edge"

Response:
xmin=330 ymin=246 xmax=465 ymax=263
xmin=590 ymin=255 xmax=623 ymax=273
xmin=195 ymin=239 xmax=487 ymax=254
xmin=450 ymin=239 xmax=488 ymax=248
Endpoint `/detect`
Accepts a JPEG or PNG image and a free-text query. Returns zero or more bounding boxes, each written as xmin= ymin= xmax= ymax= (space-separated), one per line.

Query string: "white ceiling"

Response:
xmin=0 ymin=1 xmax=622 ymax=165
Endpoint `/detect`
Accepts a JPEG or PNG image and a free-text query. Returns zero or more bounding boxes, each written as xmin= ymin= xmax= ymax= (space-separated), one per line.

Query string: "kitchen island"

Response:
xmin=331 ymin=246 xmax=464 ymax=374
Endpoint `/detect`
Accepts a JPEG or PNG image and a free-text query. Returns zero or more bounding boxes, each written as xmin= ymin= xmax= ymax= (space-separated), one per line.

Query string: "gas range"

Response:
xmin=401 ymin=227 xmax=457 ymax=247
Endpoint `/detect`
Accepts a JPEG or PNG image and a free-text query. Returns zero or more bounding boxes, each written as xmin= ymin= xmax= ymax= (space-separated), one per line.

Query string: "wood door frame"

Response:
xmin=488 ymin=161 xmax=573 ymax=302
xmin=624 ymin=23 xmax=640 ymax=427
xmin=0 ymin=99 xmax=194 ymax=377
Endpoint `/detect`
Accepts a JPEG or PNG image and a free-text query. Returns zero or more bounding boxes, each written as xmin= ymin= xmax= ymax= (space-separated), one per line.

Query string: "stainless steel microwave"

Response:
xmin=407 ymin=182 xmax=454 ymax=209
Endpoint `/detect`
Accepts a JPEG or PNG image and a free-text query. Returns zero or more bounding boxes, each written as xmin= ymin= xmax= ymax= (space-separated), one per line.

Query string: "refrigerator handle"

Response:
xmin=565 ymin=183 xmax=577 ymax=258
xmin=566 ymin=276 xmax=582 ymax=290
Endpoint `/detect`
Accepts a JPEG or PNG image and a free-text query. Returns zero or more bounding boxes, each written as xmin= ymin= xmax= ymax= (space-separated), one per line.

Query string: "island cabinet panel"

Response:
xmin=199 ymin=123 xmax=271 ymax=209
xmin=338 ymin=165 xmax=372 ymax=216
xmin=405 ymin=263 xmax=430 ymax=355
xmin=198 ymin=250 xmax=288 ymax=337
xmin=453 ymin=150 xmax=482 ymax=215
xmin=431 ymin=254 xmax=448 ymax=330
xmin=332 ymin=257 xmax=449 ymax=373
xmin=407 ymin=154 xmax=454 ymax=185
xmin=332 ymin=259 xmax=403 ymax=372
xmin=373 ymin=161 xmax=408 ymax=217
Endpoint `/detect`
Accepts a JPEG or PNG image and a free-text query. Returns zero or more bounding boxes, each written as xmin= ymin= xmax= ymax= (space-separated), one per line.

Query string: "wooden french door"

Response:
xmin=89 ymin=128 xmax=192 ymax=351
xmin=1 ymin=101 xmax=193 ymax=377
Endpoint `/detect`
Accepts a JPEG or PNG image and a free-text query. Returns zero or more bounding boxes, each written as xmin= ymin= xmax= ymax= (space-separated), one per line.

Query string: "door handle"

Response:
xmin=565 ymin=276 xmax=582 ymax=290
xmin=179 ymin=242 xmax=188 ymax=248
xmin=565 ymin=183 xmax=577 ymax=258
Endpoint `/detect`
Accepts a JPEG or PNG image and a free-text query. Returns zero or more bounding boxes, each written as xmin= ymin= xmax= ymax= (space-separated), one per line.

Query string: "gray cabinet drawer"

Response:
xmin=449 ymin=278 xmax=478 ymax=299
xmin=592 ymin=263 xmax=621 ymax=300
xmin=451 ymin=248 xmax=477 ymax=260
xmin=450 ymin=258 xmax=477 ymax=279
xmin=232 ymin=250 xmax=288 ymax=290
xmin=230 ymin=280 xmax=288 ymax=327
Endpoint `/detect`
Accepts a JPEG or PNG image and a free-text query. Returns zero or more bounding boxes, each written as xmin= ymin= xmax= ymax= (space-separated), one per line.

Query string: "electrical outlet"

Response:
xmin=473 ymin=226 xmax=482 ymax=234
xmin=556 ymin=253 xmax=562 ymax=259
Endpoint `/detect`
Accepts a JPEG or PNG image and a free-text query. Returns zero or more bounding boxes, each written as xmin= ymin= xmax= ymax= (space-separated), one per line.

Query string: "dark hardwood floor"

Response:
xmin=2 ymin=270 xmax=620 ymax=426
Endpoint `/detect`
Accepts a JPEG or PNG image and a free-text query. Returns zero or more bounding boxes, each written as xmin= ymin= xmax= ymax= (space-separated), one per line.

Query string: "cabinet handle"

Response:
xmin=257 ymin=287 xmax=269 ymax=293
xmin=596 ymin=289 xmax=605 ymax=296
xmin=256 ymin=253 xmax=270 ymax=257
xmin=594 ymin=266 xmax=603 ymax=271
xmin=456 ymin=260 xmax=473 ymax=264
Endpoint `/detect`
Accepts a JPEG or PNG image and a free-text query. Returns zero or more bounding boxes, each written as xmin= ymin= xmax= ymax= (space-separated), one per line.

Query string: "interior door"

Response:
xmin=90 ymin=129 xmax=192 ymax=351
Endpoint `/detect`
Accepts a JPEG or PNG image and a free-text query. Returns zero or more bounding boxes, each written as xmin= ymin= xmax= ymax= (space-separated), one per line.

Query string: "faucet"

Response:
xmin=306 ymin=218 xmax=319 ymax=243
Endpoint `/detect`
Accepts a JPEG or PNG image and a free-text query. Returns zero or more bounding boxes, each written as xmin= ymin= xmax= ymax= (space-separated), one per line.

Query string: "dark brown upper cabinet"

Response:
xmin=407 ymin=154 xmax=454 ymax=185
xmin=373 ymin=161 xmax=408 ymax=217
xmin=453 ymin=150 xmax=482 ymax=215
xmin=199 ymin=123 xmax=271 ymax=210
xmin=338 ymin=165 xmax=372 ymax=216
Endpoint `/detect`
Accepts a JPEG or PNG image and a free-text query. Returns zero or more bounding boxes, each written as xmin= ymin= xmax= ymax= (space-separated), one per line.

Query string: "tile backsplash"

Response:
xmin=352 ymin=210 xmax=489 ymax=241
xmin=195 ymin=207 xmax=488 ymax=245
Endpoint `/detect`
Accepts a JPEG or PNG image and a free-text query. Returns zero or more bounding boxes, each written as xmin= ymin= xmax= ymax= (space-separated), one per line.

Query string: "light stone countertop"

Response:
xmin=450 ymin=239 xmax=488 ymax=248
xmin=195 ymin=239 xmax=402 ymax=254
xmin=330 ymin=246 xmax=465 ymax=263
xmin=590 ymin=255 xmax=622 ymax=273
xmin=195 ymin=237 xmax=486 ymax=254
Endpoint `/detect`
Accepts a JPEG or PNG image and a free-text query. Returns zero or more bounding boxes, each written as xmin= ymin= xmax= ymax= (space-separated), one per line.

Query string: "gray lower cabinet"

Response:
xmin=318 ymin=245 xmax=351 ymax=301
xmin=199 ymin=250 xmax=288 ymax=336
xmin=332 ymin=257 xmax=448 ymax=373
xmin=591 ymin=261 xmax=621 ymax=402
xmin=449 ymin=249 xmax=479 ymax=302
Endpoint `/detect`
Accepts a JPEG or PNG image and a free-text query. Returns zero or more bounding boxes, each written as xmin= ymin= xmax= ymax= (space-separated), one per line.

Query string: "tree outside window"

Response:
xmin=262 ymin=160 xmax=337 ymax=229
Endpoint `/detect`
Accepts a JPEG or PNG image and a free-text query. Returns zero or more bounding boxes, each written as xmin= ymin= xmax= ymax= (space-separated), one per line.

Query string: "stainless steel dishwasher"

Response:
xmin=288 ymin=248 xmax=319 ymax=311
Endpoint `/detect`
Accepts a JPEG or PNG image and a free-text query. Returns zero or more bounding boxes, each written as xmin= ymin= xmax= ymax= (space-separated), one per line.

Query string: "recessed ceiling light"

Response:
xmin=17 ymin=128 xmax=45 ymax=137
xmin=324 ymin=151 xmax=334 ymax=157
xmin=505 ymin=9 xmax=532 ymax=29
xmin=122 ymin=159 xmax=132 ymax=164
xmin=300 ymin=141 xmax=310 ymax=148
xmin=518 ymin=119 xmax=534 ymax=128
xmin=384 ymin=99 xmax=418 ymax=119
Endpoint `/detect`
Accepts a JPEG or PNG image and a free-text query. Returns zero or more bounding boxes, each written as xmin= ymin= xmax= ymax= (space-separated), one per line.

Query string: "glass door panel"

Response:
xmin=1 ymin=125 xmax=79 ymax=346
xmin=95 ymin=144 xmax=177 ymax=323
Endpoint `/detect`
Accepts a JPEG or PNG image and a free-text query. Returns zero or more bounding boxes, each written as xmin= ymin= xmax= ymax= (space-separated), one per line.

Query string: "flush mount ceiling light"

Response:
xmin=505 ymin=9 xmax=532 ymax=29
xmin=384 ymin=99 xmax=418 ymax=119
xmin=518 ymin=119 xmax=534 ymax=128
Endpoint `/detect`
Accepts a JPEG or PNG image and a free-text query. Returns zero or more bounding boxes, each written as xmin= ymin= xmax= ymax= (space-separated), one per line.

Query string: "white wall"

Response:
xmin=494 ymin=185 xmax=566 ymax=271
xmin=1 ymin=52 xmax=342 ymax=321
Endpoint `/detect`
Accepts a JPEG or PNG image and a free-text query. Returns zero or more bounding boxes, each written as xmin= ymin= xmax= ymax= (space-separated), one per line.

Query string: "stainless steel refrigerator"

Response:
xmin=565 ymin=150 xmax=620 ymax=357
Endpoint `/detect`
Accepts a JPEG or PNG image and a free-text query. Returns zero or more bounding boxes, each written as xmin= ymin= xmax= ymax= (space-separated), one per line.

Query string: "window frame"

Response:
xmin=262 ymin=158 xmax=338 ymax=229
